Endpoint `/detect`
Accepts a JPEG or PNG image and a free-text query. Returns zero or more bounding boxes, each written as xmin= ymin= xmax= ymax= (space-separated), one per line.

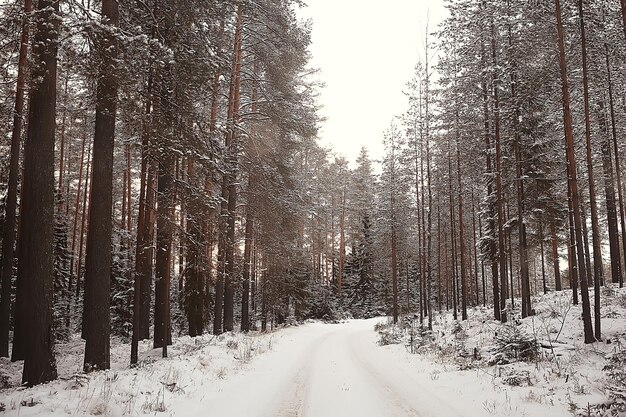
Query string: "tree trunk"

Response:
xmin=448 ymin=137 xmax=458 ymax=321
xmin=424 ymin=39 xmax=433 ymax=329
xmin=390 ymin=130 xmax=399 ymax=324
xmin=83 ymin=0 xmax=119 ymax=371
xmin=67 ymin=130 xmax=88 ymax=315
xmin=478 ymin=209 xmax=486 ymax=306
xmin=154 ymin=151 xmax=174 ymax=355
xmin=481 ymin=31 xmax=500 ymax=320
xmin=420 ymin=179 xmax=426 ymax=320
xmin=471 ymin=190 xmax=480 ymax=306
xmin=598 ymin=100 xmax=620 ymax=286
xmin=130 ymin=95 xmax=151 ymax=362
xmin=554 ymin=0 xmax=595 ymax=343
xmin=223 ymin=6 xmax=244 ymax=333
xmin=185 ymin=160 xmax=204 ymax=337
xmin=15 ymin=0 xmax=60 ymax=386
xmin=437 ymin=207 xmax=442 ymax=311
xmin=509 ymin=24 xmax=531 ymax=317
xmin=214 ymin=173 xmax=227 ymax=334
xmin=130 ymin=70 xmax=154 ymax=358
xmin=339 ymin=187 xmax=345 ymax=298
xmin=177 ymin=158 xmax=186 ymax=310
xmin=550 ymin=222 xmax=562 ymax=291
xmin=491 ymin=21 xmax=508 ymax=322
xmin=241 ymin=174 xmax=254 ymax=333
xmin=455 ymin=118 xmax=468 ymax=321
xmin=57 ymin=76 xmax=69 ymax=203
xmin=580 ymin=201 xmax=593 ymax=290
xmin=126 ymin=144 xmax=132 ymax=232
xmin=577 ymin=0 xmax=602 ymax=340
xmin=444 ymin=228 xmax=450 ymax=311
xmin=605 ymin=44 xmax=626 ymax=289
xmin=506 ymin=204 xmax=515 ymax=308
xmin=567 ymin=197 xmax=578 ymax=301
xmin=413 ymin=123 xmax=422 ymax=323
xmin=153 ymin=61 xmax=175 ymax=355
xmin=391 ymin=218 xmax=399 ymax=324
xmin=139 ymin=160 xmax=156 ymax=341
xmin=538 ymin=220 xmax=547 ymax=294
xmin=241 ymin=210 xmax=253 ymax=333
xmin=0 ymin=0 xmax=31 ymax=358
xmin=210 ymin=15 xmax=225 ymax=334
xmin=76 ymin=142 xmax=92 ymax=302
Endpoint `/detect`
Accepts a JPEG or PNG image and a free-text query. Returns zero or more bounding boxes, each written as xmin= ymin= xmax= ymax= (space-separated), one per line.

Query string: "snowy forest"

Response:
xmin=1 ymin=0 xmax=626 ymax=415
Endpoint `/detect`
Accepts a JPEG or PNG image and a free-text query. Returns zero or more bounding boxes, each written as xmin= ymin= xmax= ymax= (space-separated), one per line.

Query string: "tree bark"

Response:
xmin=223 ymin=6 xmax=244 ymax=333
xmin=551 ymin=222 xmax=562 ymax=291
xmin=605 ymin=44 xmax=625 ymax=289
xmin=508 ymin=23 xmax=531 ymax=317
xmin=0 ymin=0 xmax=31 ymax=358
xmin=241 ymin=188 xmax=254 ymax=332
xmin=577 ymin=0 xmax=602 ymax=340
xmin=339 ymin=186 xmax=345 ymax=298
xmin=424 ymin=37 xmax=433 ymax=329
xmin=448 ymin=137 xmax=458 ymax=321
xmin=83 ymin=0 xmax=119 ymax=371
xmin=185 ymin=160 xmax=204 ymax=337
xmin=598 ymin=100 xmax=620 ymax=286
xmin=491 ymin=21 xmax=508 ymax=322
xmin=555 ymin=0 xmax=594 ymax=343
xmin=15 ymin=0 xmax=60 ymax=386
xmin=455 ymin=118 xmax=468 ymax=321
xmin=481 ymin=30 xmax=500 ymax=320
xmin=471 ymin=189 xmax=480 ymax=306
xmin=139 ymin=160 xmax=156 ymax=340
xmin=567 ymin=196 xmax=578 ymax=302
xmin=76 ymin=142 xmax=92 ymax=304
xmin=154 ymin=151 xmax=174 ymax=355
xmin=391 ymin=216 xmax=399 ymax=323
xmin=153 ymin=62 xmax=175 ymax=356
xmin=389 ymin=130 xmax=399 ymax=324
xmin=539 ymin=220 xmax=547 ymax=294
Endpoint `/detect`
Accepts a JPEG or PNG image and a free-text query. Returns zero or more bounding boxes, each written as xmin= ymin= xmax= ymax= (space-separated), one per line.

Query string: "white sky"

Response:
xmin=299 ymin=0 xmax=448 ymax=164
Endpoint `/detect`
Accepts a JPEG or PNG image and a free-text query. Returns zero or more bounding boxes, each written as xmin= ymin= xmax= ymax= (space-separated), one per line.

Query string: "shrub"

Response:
xmin=493 ymin=322 xmax=539 ymax=362
xmin=604 ymin=350 xmax=626 ymax=412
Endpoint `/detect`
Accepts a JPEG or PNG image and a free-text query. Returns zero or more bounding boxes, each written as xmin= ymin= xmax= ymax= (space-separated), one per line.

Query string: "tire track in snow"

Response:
xmin=348 ymin=330 xmax=467 ymax=417
xmin=273 ymin=329 xmax=336 ymax=417
xmin=347 ymin=331 xmax=422 ymax=417
xmin=274 ymin=365 xmax=308 ymax=417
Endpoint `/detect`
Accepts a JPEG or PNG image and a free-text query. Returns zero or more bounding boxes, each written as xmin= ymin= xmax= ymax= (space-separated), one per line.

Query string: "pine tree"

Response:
xmin=554 ymin=0 xmax=595 ymax=343
xmin=14 ymin=0 xmax=60 ymax=386
xmin=0 ymin=0 xmax=31 ymax=358
xmin=83 ymin=0 xmax=120 ymax=371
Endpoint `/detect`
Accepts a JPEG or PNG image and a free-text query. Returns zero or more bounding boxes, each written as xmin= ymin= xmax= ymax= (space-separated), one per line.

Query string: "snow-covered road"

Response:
xmin=0 ymin=314 xmax=582 ymax=417
xmin=196 ymin=319 xmax=469 ymax=417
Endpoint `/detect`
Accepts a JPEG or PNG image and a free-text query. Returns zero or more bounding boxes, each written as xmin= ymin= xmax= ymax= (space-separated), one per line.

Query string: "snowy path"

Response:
xmin=0 ymin=316 xmax=580 ymax=417
xmin=195 ymin=319 xmax=471 ymax=417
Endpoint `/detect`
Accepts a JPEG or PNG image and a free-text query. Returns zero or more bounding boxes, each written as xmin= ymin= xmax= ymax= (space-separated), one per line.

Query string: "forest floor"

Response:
xmin=0 ymin=286 xmax=625 ymax=416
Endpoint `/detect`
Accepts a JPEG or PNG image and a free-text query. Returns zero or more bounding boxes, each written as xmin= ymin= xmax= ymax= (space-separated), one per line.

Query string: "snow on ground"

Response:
xmin=0 ymin=286 xmax=625 ymax=417
xmin=0 ymin=328 xmax=280 ymax=416
xmin=375 ymin=285 xmax=626 ymax=417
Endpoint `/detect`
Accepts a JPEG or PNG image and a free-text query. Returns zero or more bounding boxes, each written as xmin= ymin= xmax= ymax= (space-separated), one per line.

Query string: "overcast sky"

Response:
xmin=298 ymin=1 xmax=448 ymax=164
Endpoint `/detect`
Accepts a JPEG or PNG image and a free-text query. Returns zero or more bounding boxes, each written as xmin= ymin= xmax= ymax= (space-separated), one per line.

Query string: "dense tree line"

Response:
xmin=0 ymin=0 xmax=625 ymax=389
xmin=0 ymin=0 xmax=321 ymax=386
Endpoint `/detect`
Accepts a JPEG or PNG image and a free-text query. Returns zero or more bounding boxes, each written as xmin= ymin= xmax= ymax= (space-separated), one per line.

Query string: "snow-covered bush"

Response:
xmin=604 ymin=350 xmax=626 ymax=412
xmin=406 ymin=324 xmax=433 ymax=354
xmin=493 ymin=322 xmax=539 ymax=363
xmin=375 ymin=320 xmax=403 ymax=346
